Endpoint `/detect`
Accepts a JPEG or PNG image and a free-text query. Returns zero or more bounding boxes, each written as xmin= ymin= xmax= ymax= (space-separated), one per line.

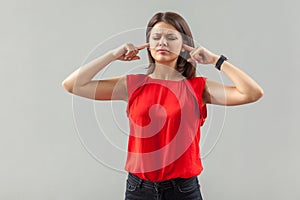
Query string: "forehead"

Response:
xmin=151 ymin=22 xmax=179 ymax=35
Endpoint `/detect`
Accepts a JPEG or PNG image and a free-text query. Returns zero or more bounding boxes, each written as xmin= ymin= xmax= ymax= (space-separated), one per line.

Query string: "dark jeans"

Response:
xmin=125 ymin=173 xmax=203 ymax=200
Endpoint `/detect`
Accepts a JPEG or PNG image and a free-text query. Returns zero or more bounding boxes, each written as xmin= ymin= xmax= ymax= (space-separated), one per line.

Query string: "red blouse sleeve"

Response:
xmin=126 ymin=74 xmax=147 ymax=116
xmin=200 ymin=77 xmax=207 ymax=126
xmin=191 ymin=76 xmax=207 ymax=126
xmin=126 ymin=74 xmax=146 ymax=99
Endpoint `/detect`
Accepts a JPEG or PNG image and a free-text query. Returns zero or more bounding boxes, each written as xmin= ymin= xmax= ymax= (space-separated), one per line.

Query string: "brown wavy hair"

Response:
xmin=145 ymin=12 xmax=196 ymax=78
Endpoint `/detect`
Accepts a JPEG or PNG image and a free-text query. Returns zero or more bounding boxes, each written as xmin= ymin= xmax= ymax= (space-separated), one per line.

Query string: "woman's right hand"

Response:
xmin=111 ymin=43 xmax=149 ymax=61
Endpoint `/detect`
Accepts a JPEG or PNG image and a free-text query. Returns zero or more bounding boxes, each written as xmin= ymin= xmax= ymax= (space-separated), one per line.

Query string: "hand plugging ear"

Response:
xmin=182 ymin=44 xmax=219 ymax=65
xmin=112 ymin=43 xmax=150 ymax=61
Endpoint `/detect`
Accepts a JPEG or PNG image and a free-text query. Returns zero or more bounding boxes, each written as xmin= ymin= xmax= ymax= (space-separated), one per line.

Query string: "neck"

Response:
xmin=150 ymin=63 xmax=185 ymax=80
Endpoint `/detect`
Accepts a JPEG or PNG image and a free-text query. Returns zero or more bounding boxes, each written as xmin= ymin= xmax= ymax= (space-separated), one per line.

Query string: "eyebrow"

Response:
xmin=151 ymin=33 xmax=177 ymax=36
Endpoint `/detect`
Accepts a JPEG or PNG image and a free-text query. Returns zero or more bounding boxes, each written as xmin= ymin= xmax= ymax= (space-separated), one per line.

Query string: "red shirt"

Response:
xmin=125 ymin=74 xmax=207 ymax=182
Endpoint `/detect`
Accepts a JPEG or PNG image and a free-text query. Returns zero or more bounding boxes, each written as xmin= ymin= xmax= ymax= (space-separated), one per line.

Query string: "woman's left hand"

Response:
xmin=182 ymin=44 xmax=219 ymax=65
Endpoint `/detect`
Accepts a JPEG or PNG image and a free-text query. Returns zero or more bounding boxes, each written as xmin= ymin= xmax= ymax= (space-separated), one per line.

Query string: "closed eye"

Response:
xmin=152 ymin=36 xmax=177 ymax=40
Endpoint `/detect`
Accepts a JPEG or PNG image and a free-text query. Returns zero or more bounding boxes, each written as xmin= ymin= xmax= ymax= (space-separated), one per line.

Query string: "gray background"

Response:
xmin=1 ymin=0 xmax=299 ymax=199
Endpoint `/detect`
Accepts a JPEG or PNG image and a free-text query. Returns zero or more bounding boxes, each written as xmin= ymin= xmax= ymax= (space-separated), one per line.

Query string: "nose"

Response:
xmin=158 ymin=36 xmax=167 ymax=46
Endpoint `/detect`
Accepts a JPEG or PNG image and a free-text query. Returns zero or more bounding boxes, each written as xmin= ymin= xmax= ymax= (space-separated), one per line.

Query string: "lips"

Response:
xmin=157 ymin=49 xmax=169 ymax=52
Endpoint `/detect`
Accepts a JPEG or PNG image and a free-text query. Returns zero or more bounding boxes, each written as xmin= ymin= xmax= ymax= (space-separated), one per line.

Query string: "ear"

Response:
xmin=181 ymin=41 xmax=187 ymax=52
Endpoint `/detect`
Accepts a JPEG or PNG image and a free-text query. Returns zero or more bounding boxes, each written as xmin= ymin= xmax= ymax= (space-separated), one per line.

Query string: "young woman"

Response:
xmin=62 ymin=11 xmax=263 ymax=200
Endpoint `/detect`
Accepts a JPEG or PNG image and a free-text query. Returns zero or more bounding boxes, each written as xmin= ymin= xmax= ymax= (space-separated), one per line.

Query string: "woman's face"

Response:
xmin=149 ymin=22 xmax=183 ymax=66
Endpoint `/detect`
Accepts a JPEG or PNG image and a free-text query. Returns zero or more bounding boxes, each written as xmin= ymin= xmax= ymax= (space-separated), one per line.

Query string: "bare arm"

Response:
xmin=203 ymin=60 xmax=264 ymax=106
xmin=61 ymin=43 xmax=149 ymax=101
xmin=183 ymin=44 xmax=264 ymax=106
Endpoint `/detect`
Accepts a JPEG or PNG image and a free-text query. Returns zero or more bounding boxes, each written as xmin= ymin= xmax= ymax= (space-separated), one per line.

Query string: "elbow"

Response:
xmin=61 ymin=80 xmax=74 ymax=93
xmin=249 ymin=87 xmax=264 ymax=103
xmin=255 ymin=86 xmax=264 ymax=100
xmin=258 ymin=88 xmax=264 ymax=99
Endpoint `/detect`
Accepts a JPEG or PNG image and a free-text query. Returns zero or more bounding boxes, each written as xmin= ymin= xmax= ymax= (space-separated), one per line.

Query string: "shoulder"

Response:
xmin=186 ymin=76 xmax=209 ymax=103
xmin=186 ymin=76 xmax=207 ymax=87
xmin=186 ymin=76 xmax=207 ymax=81
xmin=125 ymin=73 xmax=148 ymax=95
xmin=126 ymin=73 xmax=148 ymax=85
xmin=126 ymin=73 xmax=147 ymax=79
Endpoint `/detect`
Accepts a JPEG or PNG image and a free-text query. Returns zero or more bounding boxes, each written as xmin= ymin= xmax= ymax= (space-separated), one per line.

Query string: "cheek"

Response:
xmin=149 ymin=40 xmax=157 ymax=49
xmin=170 ymin=42 xmax=183 ymax=53
xmin=149 ymin=49 xmax=155 ymax=57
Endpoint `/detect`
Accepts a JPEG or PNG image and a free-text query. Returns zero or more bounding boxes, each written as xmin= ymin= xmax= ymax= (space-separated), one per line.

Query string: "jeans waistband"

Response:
xmin=127 ymin=172 xmax=197 ymax=191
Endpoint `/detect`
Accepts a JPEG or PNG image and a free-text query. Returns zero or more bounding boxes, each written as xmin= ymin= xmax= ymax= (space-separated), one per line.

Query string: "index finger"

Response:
xmin=182 ymin=43 xmax=194 ymax=52
xmin=137 ymin=43 xmax=150 ymax=50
